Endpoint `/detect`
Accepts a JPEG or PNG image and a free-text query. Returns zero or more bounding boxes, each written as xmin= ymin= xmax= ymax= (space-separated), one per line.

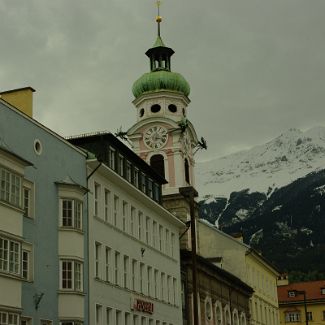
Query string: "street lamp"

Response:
xmin=294 ymin=290 xmax=308 ymax=325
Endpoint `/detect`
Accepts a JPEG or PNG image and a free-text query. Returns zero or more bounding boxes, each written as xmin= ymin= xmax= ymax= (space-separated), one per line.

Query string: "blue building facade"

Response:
xmin=0 ymin=93 xmax=88 ymax=325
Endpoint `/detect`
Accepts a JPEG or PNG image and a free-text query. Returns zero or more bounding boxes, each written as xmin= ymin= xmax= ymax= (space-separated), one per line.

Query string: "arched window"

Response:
xmin=224 ymin=305 xmax=231 ymax=325
xmin=215 ymin=302 xmax=223 ymax=325
xmin=150 ymin=155 xmax=165 ymax=178
xmin=240 ymin=312 xmax=247 ymax=325
xmin=232 ymin=309 xmax=239 ymax=325
xmin=184 ymin=158 xmax=190 ymax=184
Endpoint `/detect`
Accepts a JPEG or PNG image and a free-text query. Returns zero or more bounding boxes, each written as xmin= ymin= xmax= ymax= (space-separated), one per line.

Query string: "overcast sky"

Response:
xmin=1 ymin=0 xmax=325 ymax=161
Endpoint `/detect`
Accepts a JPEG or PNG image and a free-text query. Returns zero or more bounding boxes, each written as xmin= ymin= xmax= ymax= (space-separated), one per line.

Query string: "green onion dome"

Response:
xmin=132 ymin=70 xmax=190 ymax=99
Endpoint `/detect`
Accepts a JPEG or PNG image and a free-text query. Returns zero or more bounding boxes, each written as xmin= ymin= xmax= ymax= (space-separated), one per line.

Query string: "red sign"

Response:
xmin=133 ymin=298 xmax=154 ymax=314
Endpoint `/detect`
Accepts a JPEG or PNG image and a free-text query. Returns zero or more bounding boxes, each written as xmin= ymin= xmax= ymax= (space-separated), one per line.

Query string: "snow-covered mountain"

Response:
xmin=196 ymin=126 xmax=325 ymax=197
xmin=196 ymin=127 xmax=325 ymax=277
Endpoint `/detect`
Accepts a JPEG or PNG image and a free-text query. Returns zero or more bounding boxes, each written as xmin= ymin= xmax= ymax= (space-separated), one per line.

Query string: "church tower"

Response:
xmin=127 ymin=9 xmax=199 ymax=199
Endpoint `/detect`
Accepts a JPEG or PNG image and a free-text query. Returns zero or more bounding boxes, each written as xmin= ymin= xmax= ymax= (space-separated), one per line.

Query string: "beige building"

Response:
xmin=197 ymin=220 xmax=280 ymax=325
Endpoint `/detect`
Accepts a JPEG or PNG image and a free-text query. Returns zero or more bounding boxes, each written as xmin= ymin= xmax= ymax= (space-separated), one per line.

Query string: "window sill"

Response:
xmin=58 ymin=290 xmax=85 ymax=296
xmin=0 ymin=199 xmax=24 ymax=214
xmin=58 ymin=227 xmax=84 ymax=235
xmin=0 ymin=270 xmax=24 ymax=281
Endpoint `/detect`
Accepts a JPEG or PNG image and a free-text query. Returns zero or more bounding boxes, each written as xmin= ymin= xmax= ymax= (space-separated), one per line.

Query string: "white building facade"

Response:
xmin=68 ymin=133 xmax=185 ymax=325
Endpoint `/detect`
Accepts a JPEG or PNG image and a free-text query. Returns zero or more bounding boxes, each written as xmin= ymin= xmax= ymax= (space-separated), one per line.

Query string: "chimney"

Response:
xmin=0 ymin=87 xmax=35 ymax=118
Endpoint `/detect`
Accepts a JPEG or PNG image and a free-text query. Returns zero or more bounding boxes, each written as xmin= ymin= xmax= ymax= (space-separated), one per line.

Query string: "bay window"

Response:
xmin=61 ymin=199 xmax=83 ymax=230
xmin=0 ymin=167 xmax=22 ymax=207
xmin=60 ymin=260 xmax=83 ymax=292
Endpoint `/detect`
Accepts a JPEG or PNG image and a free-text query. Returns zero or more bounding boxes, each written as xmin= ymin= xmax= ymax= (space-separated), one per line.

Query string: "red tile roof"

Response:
xmin=278 ymin=280 xmax=325 ymax=303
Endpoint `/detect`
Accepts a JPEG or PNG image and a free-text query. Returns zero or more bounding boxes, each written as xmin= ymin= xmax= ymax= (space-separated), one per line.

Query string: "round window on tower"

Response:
xmin=151 ymin=104 xmax=161 ymax=113
xmin=139 ymin=108 xmax=145 ymax=118
xmin=168 ymin=104 xmax=177 ymax=113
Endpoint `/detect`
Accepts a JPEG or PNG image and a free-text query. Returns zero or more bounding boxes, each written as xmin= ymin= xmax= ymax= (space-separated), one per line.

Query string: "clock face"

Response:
xmin=144 ymin=126 xmax=168 ymax=149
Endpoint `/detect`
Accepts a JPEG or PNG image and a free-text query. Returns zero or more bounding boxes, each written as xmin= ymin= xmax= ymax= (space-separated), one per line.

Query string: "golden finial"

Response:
xmin=155 ymin=0 xmax=162 ymax=36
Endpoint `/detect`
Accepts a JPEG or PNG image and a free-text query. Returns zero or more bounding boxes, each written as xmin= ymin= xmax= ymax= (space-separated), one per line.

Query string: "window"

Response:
xmin=288 ymin=291 xmax=296 ymax=298
xmin=126 ymin=161 xmax=132 ymax=182
xmin=96 ymin=304 xmax=102 ymax=325
xmin=104 ymin=189 xmax=110 ymax=222
xmin=61 ymin=199 xmax=82 ymax=230
xmin=124 ymin=313 xmax=130 ymax=325
xmin=168 ymin=104 xmax=177 ymax=113
xmin=154 ymin=269 xmax=158 ymax=298
xmin=152 ymin=221 xmax=157 ymax=248
xmin=116 ymin=310 xmax=121 ymax=325
xmin=173 ymin=278 xmax=177 ymax=305
xmin=106 ymin=308 xmax=112 ymax=325
xmin=285 ymin=312 xmax=300 ymax=322
xmin=108 ymin=147 xmax=116 ymax=170
xmin=115 ymin=251 xmax=120 ymax=285
xmin=94 ymin=183 xmax=100 ymax=217
xmin=140 ymin=173 xmax=146 ymax=193
xmin=123 ymin=255 xmax=129 ymax=288
xmin=140 ymin=263 xmax=144 ymax=294
xmin=138 ymin=212 xmax=143 ymax=240
xmin=122 ymin=201 xmax=128 ymax=232
xmin=130 ymin=207 xmax=136 ymax=236
xmin=113 ymin=196 xmax=119 ymax=227
xmin=184 ymin=159 xmax=190 ymax=184
xmin=21 ymin=317 xmax=32 ymax=325
xmin=159 ymin=225 xmax=163 ymax=252
xmin=150 ymin=155 xmax=165 ymax=179
xmin=145 ymin=217 xmax=150 ymax=244
xmin=132 ymin=259 xmax=137 ymax=291
xmin=133 ymin=168 xmax=139 ymax=188
xmin=105 ymin=247 xmax=111 ymax=282
xmin=118 ymin=155 xmax=125 ymax=177
xmin=0 ymin=168 xmax=22 ymax=207
xmin=22 ymin=250 xmax=30 ymax=280
xmin=0 ymin=237 xmax=20 ymax=275
xmin=60 ymin=260 xmax=83 ymax=291
xmin=0 ymin=311 xmax=19 ymax=325
xmin=307 ymin=312 xmax=313 ymax=321
xmin=171 ymin=233 xmax=175 ymax=257
xmin=151 ymin=104 xmax=161 ymax=113
xmin=147 ymin=179 xmax=153 ymax=198
xmin=95 ymin=242 xmax=101 ymax=278
xmin=165 ymin=229 xmax=169 ymax=255
xmin=167 ymin=275 xmax=171 ymax=303
xmin=323 ymin=311 xmax=325 ymax=320
xmin=321 ymin=288 xmax=325 ymax=295
xmin=161 ymin=272 xmax=165 ymax=301
xmin=23 ymin=182 xmax=33 ymax=218
xmin=147 ymin=266 xmax=152 ymax=296
xmin=60 ymin=322 xmax=83 ymax=325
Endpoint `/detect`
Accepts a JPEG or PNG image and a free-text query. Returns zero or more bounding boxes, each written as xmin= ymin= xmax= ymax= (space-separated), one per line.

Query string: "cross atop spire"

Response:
xmin=156 ymin=0 xmax=162 ymax=37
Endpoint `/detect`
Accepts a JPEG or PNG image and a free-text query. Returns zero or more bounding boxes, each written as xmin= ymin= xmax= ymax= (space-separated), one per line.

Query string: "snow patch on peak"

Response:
xmin=196 ymin=127 xmax=325 ymax=197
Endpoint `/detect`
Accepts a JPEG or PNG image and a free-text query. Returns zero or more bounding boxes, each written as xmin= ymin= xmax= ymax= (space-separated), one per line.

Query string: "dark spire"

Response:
xmin=145 ymin=1 xmax=174 ymax=72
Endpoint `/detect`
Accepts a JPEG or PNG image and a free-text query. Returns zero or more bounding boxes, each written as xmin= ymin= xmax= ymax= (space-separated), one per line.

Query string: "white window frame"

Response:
xmin=0 ymin=311 xmax=19 ymax=325
xmin=105 ymin=247 xmax=111 ymax=282
xmin=95 ymin=242 xmax=101 ymax=279
xmin=61 ymin=199 xmax=83 ymax=230
xmin=0 ymin=167 xmax=22 ymax=208
xmin=108 ymin=147 xmax=116 ymax=170
xmin=0 ymin=237 xmax=21 ymax=275
xmin=60 ymin=260 xmax=83 ymax=292
xmin=94 ymin=183 xmax=100 ymax=218
xmin=104 ymin=189 xmax=111 ymax=222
